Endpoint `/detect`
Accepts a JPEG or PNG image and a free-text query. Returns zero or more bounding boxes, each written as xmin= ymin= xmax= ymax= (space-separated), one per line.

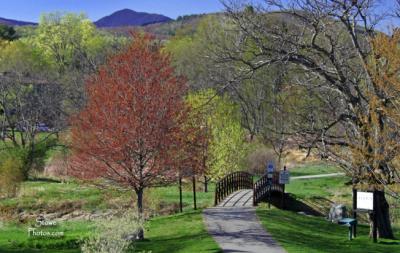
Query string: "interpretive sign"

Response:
xmin=356 ymin=191 xmax=374 ymax=210
xmin=279 ymin=170 xmax=290 ymax=184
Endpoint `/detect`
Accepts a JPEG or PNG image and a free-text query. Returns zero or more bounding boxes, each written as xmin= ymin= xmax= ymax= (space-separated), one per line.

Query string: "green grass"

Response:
xmin=136 ymin=210 xmax=221 ymax=253
xmin=286 ymin=176 xmax=351 ymax=199
xmin=150 ymin=183 xmax=215 ymax=211
xmin=0 ymin=210 xmax=220 ymax=253
xmin=0 ymin=179 xmax=216 ymax=252
xmin=1 ymin=162 xmax=396 ymax=253
xmin=290 ymin=164 xmax=341 ymax=177
xmin=0 ymin=208 xmax=219 ymax=253
xmin=256 ymin=208 xmax=400 ymax=253
xmin=0 ymin=220 xmax=92 ymax=253
xmin=0 ymin=180 xmax=120 ymax=212
xmin=285 ymin=175 xmax=356 ymax=223
xmin=0 ymin=179 xmax=215 ymax=215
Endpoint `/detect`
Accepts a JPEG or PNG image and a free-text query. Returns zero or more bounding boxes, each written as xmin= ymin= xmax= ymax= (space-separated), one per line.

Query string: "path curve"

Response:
xmin=204 ymin=190 xmax=286 ymax=253
xmin=291 ymin=172 xmax=345 ymax=180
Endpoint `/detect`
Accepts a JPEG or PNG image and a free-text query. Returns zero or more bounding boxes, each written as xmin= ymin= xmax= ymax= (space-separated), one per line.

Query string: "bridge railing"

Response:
xmin=214 ymin=171 xmax=253 ymax=206
xmin=253 ymin=172 xmax=284 ymax=206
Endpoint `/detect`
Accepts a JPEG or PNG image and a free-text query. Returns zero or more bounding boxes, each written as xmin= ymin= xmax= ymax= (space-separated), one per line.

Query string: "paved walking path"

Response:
xmin=291 ymin=172 xmax=345 ymax=180
xmin=204 ymin=190 xmax=286 ymax=253
xmin=203 ymin=173 xmax=345 ymax=252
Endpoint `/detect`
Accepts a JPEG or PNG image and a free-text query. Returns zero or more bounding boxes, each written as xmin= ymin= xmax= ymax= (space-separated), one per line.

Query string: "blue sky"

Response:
xmin=0 ymin=0 xmax=225 ymax=22
xmin=0 ymin=0 xmax=398 ymax=30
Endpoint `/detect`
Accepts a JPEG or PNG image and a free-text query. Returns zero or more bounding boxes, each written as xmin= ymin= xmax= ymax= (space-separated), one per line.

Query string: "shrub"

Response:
xmin=81 ymin=210 xmax=144 ymax=253
xmin=27 ymin=137 xmax=59 ymax=176
xmin=245 ymin=145 xmax=277 ymax=176
xmin=0 ymin=155 xmax=24 ymax=198
xmin=0 ymin=136 xmax=58 ymax=181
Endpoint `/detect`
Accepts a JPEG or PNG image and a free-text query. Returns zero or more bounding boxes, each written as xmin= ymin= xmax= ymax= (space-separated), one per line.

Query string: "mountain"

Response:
xmin=104 ymin=13 xmax=211 ymax=40
xmin=95 ymin=9 xmax=172 ymax=28
xmin=0 ymin=17 xmax=36 ymax=26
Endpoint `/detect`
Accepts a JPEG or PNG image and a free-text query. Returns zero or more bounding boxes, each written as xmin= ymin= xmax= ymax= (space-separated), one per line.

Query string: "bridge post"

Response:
xmin=281 ymin=184 xmax=285 ymax=209
xmin=214 ymin=182 xmax=219 ymax=206
xmin=179 ymin=176 xmax=183 ymax=212
xmin=228 ymin=174 xmax=231 ymax=194
xmin=192 ymin=175 xmax=197 ymax=210
xmin=253 ymin=182 xmax=256 ymax=206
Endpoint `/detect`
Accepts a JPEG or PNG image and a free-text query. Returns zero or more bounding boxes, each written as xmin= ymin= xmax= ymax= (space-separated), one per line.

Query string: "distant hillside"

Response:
xmin=144 ymin=14 xmax=208 ymax=37
xmin=95 ymin=9 xmax=172 ymax=28
xmin=0 ymin=17 xmax=36 ymax=26
xmin=104 ymin=14 xmax=210 ymax=40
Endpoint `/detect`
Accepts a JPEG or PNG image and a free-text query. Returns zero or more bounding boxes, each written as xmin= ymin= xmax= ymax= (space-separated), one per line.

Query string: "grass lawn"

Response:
xmin=0 ymin=210 xmax=221 ymax=253
xmin=286 ymin=176 xmax=351 ymax=199
xmin=289 ymin=163 xmax=341 ymax=177
xmin=0 ymin=220 xmax=91 ymax=253
xmin=150 ymin=182 xmax=215 ymax=211
xmin=257 ymin=208 xmax=400 ymax=253
xmin=0 ymin=179 xmax=215 ymax=215
xmin=0 ymin=180 xmax=128 ymax=214
xmin=136 ymin=210 xmax=221 ymax=253
xmin=0 ymin=179 xmax=216 ymax=252
xmin=283 ymin=175 xmax=353 ymax=217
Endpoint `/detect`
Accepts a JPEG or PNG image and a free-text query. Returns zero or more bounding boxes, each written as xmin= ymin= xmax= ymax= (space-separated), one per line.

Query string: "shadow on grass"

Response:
xmin=28 ymin=177 xmax=62 ymax=183
xmin=259 ymin=192 xmax=324 ymax=216
xmin=257 ymin=208 xmax=400 ymax=253
xmin=379 ymin=241 xmax=400 ymax=245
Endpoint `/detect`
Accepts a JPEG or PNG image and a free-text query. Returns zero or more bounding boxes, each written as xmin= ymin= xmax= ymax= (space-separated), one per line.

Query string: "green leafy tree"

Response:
xmin=33 ymin=12 xmax=112 ymax=73
xmin=30 ymin=12 xmax=127 ymax=113
xmin=187 ymin=89 xmax=248 ymax=180
xmin=0 ymin=24 xmax=17 ymax=41
xmin=165 ymin=15 xmax=233 ymax=90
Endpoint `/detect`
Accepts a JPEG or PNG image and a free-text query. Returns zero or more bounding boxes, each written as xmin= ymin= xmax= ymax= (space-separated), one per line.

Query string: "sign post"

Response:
xmin=352 ymin=188 xmax=357 ymax=237
xmin=279 ymin=170 xmax=290 ymax=184
xmin=353 ymin=190 xmax=376 ymax=242
xmin=279 ymin=166 xmax=290 ymax=209
xmin=373 ymin=190 xmax=377 ymax=243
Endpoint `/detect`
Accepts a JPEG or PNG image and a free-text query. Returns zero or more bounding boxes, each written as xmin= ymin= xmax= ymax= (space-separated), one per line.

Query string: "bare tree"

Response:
xmin=211 ymin=0 xmax=399 ymax=238
xmin=0 ymin=71 xmax=63 ymax=178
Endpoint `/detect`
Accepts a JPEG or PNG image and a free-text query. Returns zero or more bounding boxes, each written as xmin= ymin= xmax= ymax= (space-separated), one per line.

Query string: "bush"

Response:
xmin=245 ymin=145 xmax=277 ymax=176
xmin=27 ymin=137 xmax=59 ymax=176
xmin=0 ymin=155 xmax=24 ymax=198
xmin=0 ymin=137 xmax=58 ymax=180
xmin=81 ymin=210 xmax=144 ymax=253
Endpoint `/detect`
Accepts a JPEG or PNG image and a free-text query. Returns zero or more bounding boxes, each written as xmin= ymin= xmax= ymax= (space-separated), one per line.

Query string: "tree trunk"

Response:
xmin=374 ymin=190 xmax=394 ymax=239
xmin=136 ymin=188 xmax=144 ymax=240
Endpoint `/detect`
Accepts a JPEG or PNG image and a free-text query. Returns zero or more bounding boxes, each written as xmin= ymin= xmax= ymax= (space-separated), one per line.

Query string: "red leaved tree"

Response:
xmin=69 ymin=33 xmax=189 ymax=239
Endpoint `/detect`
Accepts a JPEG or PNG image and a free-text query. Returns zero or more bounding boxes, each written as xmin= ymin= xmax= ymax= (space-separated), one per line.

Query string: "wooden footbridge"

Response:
xmin=214 ymin=171 xmax=285 ymax=207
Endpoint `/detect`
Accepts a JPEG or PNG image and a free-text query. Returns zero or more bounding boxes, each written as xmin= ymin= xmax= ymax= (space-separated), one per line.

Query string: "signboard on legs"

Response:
xmin=279 ymin=170 xmax=290 ymax=184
